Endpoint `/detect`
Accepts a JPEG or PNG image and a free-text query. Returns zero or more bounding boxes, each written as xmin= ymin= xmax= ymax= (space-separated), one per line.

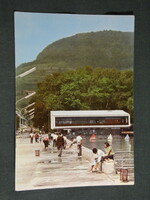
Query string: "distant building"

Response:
xmin=51 ymin=110 xmax=130 ymax=130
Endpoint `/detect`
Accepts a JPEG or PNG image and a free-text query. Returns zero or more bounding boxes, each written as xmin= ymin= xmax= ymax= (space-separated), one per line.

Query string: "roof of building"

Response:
xmin=51 ymin=110 xmax=130 ymax=117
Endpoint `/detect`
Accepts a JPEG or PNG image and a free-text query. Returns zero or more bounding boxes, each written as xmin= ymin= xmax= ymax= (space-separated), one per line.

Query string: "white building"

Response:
xmin=51 ymin=110 xmax=130 ymax=130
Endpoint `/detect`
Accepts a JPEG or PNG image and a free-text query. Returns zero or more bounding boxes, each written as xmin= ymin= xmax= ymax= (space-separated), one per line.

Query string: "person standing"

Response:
xmin=43 ymin=134 xmax=49 ymax=150
xmin=35 ymin=132 xmax=39 ymax=143
xmin=56 ymin=133 xmax=64 ymax=157
xmin=63 ymin=134 xmax=67 ymax=149
xmin=48 ymin=132 xmax=52 ymax=144
xmin=76 ymin=133 xmax=82 ymax=157
xmin=30 ymin=132 xmax=34 ymax=143
xmin=39 ymin=132 xmax=42 ymax=143
xmin=51 ymin=132 xmax=58 ymax=147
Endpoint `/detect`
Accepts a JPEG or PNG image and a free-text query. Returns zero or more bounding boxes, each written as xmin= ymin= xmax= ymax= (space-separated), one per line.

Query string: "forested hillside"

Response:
xmin=16 ymin=30 xmax=134 ymax=100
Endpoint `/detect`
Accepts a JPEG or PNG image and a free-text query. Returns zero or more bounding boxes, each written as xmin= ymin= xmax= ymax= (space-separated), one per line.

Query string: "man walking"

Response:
xmin=56 ymin=133 xmax=64 ymax=157
xmin=76 ymin=133 xmax=82 ymax=157
xmin=30 ymin=132 xmax=34 ymax=143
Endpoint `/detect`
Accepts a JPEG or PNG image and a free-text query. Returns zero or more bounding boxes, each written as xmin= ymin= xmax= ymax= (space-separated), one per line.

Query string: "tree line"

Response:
xmin=31 ymin=66 xmax=133 ymax=131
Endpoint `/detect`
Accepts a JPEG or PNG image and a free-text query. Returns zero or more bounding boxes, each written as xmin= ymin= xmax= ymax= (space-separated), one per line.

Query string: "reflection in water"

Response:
xmin=82 ymin=135 xmax=134 ymax=153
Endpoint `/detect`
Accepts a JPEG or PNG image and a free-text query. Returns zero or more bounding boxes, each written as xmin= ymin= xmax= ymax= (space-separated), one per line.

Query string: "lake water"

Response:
xmin=81 ymin=134 xmax=134 ymax=153
xmin=18 ymin=131 xmax=134 ymax=154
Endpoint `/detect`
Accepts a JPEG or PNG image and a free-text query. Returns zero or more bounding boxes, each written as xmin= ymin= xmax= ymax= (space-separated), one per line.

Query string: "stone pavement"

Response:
xmin=15 ymin=137 xmax=134 ymax=191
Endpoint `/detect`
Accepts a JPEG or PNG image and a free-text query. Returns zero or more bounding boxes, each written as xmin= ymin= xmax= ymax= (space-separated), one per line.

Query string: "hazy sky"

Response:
xmin=14 ymin=12 xmax=134 ymax=67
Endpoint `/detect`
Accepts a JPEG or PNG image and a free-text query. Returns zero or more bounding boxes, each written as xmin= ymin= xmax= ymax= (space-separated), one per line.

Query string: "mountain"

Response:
xmin=16 ymin=30 xmax=134 ymax=99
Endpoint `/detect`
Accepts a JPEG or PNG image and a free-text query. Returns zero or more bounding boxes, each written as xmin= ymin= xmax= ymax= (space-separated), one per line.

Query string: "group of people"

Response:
xmin=29 ymin=132 xmax=43 ymax=143
xmin=90 ymin=142 xmax=114 ymax=172
xmin=30 ymin=131 xmax=114 ymax=172
xmin=70 ymin=133 xmax=114 ymax=172
xmin=42 ymin=132 xmax=67 ymax=157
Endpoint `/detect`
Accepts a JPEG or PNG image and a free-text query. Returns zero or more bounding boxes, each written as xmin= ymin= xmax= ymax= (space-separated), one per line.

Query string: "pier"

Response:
xmin=16 ymin=137 xmax=134 ymax=191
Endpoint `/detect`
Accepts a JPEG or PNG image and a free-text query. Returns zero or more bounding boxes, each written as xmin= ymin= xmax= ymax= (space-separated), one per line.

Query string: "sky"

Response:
xmin=14 ymin=12 xmax=134 ymax=67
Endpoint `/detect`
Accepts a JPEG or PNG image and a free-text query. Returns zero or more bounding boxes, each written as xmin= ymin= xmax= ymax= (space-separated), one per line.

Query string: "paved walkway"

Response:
xmin=16 ymin=137 xmax=134 ymax=191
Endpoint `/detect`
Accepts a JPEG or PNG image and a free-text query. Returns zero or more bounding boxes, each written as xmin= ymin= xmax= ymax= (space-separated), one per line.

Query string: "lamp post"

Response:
xmin=16 ymin=92 xmax=36 ymax=132
xmin=16 ymin=67 xmax=36 ymax=135
xmin=16 ymin=109 xmax=23 ymax=132
xmin=16 ymin=102 xmax=35 ymax=130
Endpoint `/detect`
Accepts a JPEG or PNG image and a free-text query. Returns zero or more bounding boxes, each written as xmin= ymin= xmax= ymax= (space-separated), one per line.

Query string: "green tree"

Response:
xmin=31 ymin=66 xmax=133 ymax=130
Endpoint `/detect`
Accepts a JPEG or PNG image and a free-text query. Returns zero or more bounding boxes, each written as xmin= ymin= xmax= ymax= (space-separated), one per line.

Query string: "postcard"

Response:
xmin=15 ymin=12 xmax=134 ymax=191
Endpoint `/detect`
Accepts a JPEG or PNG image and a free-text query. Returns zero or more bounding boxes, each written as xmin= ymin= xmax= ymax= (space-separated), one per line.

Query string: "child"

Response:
xmin=43 ymin=134 xmax=49 ymax=149
xmin=90 ymin=148 xmax=105 ymax=172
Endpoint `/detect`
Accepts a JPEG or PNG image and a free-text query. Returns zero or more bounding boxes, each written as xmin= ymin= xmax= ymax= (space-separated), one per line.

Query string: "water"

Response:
xmin=82 ymin=134 xmax=134 ymax=153
xmin=17 ymin=132 xmax=134 ymax=153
